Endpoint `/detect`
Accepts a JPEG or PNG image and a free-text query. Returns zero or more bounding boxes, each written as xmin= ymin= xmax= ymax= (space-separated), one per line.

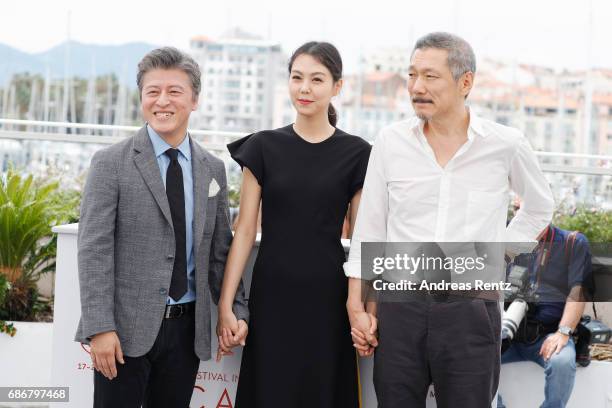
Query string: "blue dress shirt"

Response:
xmin=147 ymin=124 xmax=196 ymax=305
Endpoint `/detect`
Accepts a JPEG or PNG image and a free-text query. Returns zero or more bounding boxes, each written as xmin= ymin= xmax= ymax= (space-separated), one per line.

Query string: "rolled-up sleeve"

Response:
xmin=506 ymin=135 xmax=555 ymax=242
xmin=344 ymin=131 xmax=389 ymax=279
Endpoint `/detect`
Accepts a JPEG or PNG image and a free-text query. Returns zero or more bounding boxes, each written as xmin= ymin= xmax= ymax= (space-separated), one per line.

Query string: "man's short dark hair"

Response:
xmin=137 ymin=47 xmax=201 ymax=100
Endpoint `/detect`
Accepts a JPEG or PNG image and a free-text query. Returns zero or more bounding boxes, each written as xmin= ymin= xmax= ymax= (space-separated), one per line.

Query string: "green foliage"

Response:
xmin=0 ymin=264 xmax=16 ymax=336
xmin=227 ymin=170 xmax=242 ymax=209
xmin=554 ymin=207 xmax=612 ymax=243
xmin=0 ymin=274 xmax=8 ymax=304
xmin=509 ymin=201 xmax=611 ymax=244
xmin=0 ymin=321 xmax=16 ymax=337
xmin=0 ymin=168 xmax=78 ymax=325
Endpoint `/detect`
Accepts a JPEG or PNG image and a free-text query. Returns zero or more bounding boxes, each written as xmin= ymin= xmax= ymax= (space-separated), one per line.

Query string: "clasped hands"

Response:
xmin=216 ymin=309 xmax=248 ymax=362
xmin=215 ymin=308 xmax=377 ymax=361
xmin=348 ymin=309 xmax=379 ymax=357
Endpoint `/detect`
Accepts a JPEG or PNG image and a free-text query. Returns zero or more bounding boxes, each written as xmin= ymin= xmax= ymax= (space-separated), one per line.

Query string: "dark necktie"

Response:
xmin=164 ymin=148 xmax=187 ymax=301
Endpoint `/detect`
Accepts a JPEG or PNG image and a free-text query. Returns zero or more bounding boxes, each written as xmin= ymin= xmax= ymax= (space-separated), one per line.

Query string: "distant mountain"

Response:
xmin=0 ymin=44 xmax=41 ymax=84
xmin=0 ymin=41 xmax=158 ymax=86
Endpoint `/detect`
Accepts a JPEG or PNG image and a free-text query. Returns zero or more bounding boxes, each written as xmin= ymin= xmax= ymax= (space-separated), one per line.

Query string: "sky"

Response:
xmin=2 ymin=0 xmax=611 ymax=73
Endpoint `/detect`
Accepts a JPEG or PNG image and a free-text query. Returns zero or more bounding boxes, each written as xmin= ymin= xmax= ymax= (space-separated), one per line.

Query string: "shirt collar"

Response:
xmin=147 ymin=124 xmax=191 ymax=161
xmin=468 ymin=110 xmax=487 ymax=138
xmin=410 ymin=107 xmax=488 ymax=139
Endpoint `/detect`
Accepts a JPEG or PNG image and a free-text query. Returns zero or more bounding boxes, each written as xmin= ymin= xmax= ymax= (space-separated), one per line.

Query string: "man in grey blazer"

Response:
xmin=75 ymin=47 xmax=248 ymax=408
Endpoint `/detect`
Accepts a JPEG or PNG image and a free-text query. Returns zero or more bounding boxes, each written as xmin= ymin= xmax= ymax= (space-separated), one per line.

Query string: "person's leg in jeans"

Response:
xmin=525 ymin=336 xmax=576 ymax=408
xmin=502 ymin=335 xmax=576 ymax=408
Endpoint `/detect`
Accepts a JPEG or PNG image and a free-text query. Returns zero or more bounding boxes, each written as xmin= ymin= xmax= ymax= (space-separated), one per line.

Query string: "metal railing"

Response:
xmin=0 ymin=119 xmax=248 ymax=153
xmin=1 ymin=118 xmax=611 ymax=176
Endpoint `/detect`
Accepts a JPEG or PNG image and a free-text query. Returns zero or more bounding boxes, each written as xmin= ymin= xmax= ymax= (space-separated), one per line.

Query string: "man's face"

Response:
xmin=407 ymin=48 xmax=471 ymax=121
xmin=141 ymin=68 xmax=198 ymax=141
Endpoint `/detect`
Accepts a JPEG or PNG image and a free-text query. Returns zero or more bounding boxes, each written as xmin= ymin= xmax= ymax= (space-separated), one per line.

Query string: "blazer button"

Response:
xmin=159 ymin=288 xmax=167 ymax=295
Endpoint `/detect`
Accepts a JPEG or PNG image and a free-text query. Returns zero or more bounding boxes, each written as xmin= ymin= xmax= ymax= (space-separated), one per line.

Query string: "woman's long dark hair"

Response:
xmin=288 ymin=41 xmax=343 ymax=127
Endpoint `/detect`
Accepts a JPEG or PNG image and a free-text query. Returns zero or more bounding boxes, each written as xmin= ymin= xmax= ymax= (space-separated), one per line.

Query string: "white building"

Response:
xmin=189 ymin=30 xmax=287 ymax=133
xmin=364 ymin=47 xmax=413 ymax=78
xmin=338 ymin=72 xmax=413 ymax=140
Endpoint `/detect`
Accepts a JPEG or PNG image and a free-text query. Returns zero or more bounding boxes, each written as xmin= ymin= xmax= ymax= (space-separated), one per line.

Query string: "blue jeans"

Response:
xmin=497 ymin=334 xmax=576 ymax=408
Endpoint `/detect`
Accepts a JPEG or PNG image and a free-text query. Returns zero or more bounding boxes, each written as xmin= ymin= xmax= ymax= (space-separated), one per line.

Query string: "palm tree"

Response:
xmin=0 ymin=168 xmax=77 ymax=322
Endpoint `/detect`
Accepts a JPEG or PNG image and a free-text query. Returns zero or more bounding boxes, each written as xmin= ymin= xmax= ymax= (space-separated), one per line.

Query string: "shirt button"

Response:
xmin=167 ymin=254 xmax=174 ymax=259
xmin=159 ymin=288 xmax=167 ymax=295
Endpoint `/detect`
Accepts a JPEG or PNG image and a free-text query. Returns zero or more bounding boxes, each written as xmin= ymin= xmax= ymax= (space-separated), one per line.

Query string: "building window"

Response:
xmin=225 ymin=92 xmax=240 ymax=101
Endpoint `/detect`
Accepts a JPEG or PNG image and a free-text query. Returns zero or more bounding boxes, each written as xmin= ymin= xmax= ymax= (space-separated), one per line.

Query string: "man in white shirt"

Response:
xmin=345 ymin=32 xmax=554 ymax=408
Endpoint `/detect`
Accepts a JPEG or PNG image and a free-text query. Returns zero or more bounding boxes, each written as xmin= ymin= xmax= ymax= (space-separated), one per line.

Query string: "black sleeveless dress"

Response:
xmin=227 ymin=124 xmax=371 ymax=408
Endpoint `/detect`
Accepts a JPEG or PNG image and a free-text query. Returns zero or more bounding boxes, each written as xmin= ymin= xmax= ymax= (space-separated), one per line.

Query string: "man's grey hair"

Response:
xmin=412 ymin=32 xmax=476 ymax=81
xmin=136 ymin=47 xmax=201 ymax=99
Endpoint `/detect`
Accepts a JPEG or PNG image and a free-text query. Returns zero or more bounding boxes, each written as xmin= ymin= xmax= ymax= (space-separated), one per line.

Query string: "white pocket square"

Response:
xmin=208 ymin=178 xmax=220 ymax=197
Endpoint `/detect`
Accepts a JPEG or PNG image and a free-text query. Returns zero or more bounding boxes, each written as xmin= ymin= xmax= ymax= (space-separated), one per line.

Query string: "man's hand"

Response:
xmin=216 ymin=310 xmax=248 ymax=362
xmin=348 ymin=310 xmax=378 ymax=357
xmin=539 ymin=332 xmax=570 ymax=361
xmin=90 ymin=331 xmax=124 ymax=380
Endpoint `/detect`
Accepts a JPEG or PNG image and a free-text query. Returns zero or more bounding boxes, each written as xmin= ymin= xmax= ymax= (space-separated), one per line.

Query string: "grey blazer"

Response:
xmin=74 ymin=125 xmax=248 ymax=361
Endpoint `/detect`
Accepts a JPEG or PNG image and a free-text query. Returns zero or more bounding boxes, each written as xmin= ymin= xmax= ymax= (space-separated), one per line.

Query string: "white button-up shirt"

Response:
xmin=344 ymin=113 xmax=555 ymax=279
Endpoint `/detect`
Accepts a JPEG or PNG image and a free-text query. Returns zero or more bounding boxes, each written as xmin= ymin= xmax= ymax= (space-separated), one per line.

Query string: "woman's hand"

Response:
xmin=348 ymin=309 xmax=378 ymax=357
xmin=216 ymin=310 xmax=248 ymax=362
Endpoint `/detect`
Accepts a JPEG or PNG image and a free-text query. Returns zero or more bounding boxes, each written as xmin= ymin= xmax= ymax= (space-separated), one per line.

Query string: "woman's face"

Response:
xmin=289 ymin=53 xmax=342 ymax=120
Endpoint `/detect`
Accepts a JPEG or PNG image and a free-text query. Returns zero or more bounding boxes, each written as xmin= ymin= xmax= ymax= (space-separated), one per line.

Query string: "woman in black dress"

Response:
xmin=217 ymin=42 xmax=372 ymax=408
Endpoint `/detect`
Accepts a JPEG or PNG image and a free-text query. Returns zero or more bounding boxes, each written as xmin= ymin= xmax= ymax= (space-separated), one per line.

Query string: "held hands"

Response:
xmin=539 ymin=332 xmax=570 ymax=361
xmin=348 ymin=310 xmax=378 ymax=357
xmin=90 ymin=330 xmax=125 ymax=380
xmin=216 ymin=310 xmax=248 ymax=362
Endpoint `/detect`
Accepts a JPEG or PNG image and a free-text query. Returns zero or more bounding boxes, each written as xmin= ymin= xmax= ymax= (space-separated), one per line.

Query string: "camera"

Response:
xmin=574 ymin=316 xmax=612 ymax=367
xmin=501 ymin=264 xmax=539 ymax=352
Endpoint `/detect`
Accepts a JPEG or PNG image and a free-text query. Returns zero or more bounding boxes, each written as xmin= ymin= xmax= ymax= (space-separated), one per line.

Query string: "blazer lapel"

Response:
xmin=191 ymin=137 xmax=212 ymax=252
xmin=133 ymin=126 xmax=173 ymax=227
